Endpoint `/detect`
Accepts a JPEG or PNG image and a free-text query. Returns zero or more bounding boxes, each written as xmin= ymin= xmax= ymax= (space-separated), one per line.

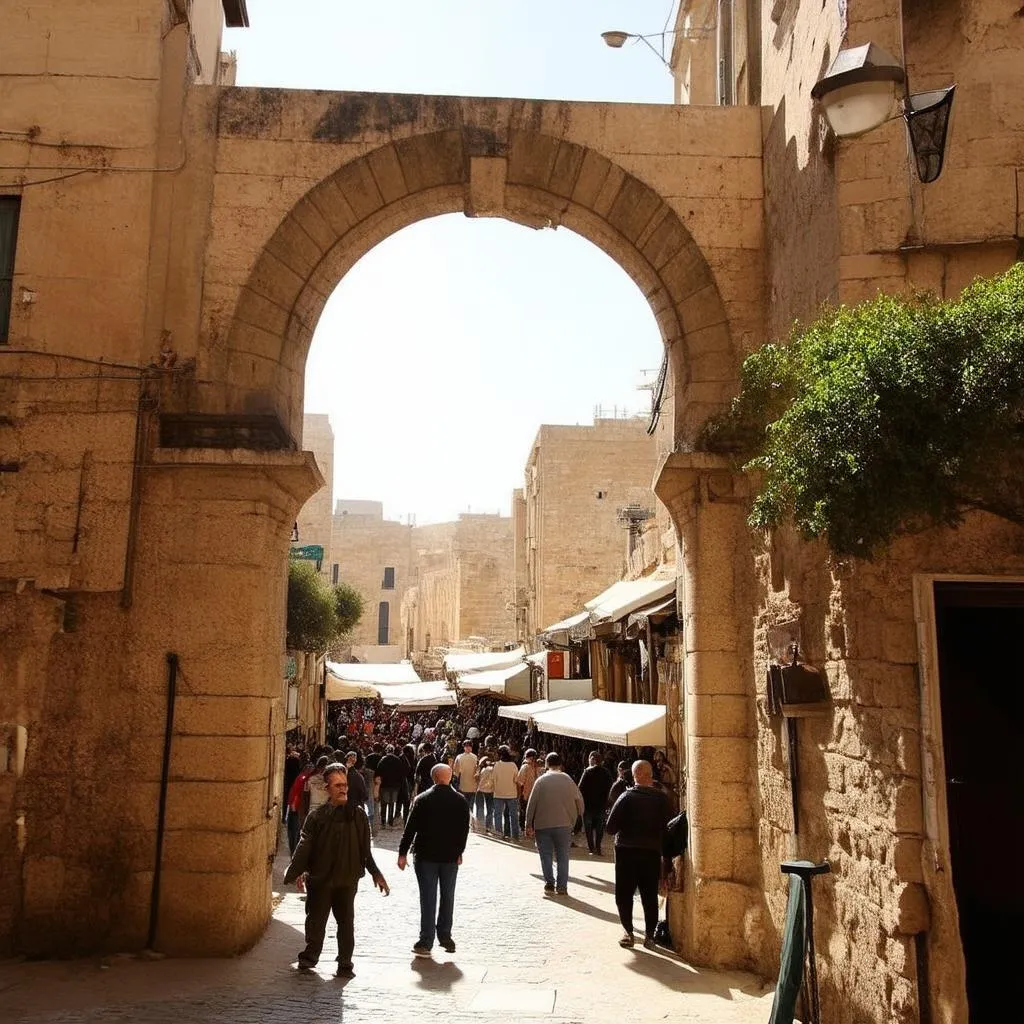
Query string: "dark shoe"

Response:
xmin=618 ymin=932 xmax=635 ymax=948
xmin=543 ymin=882 xmax=555 ymax=893
xmin=296 ymin=960 xmax=316 ymax=972
xmin=336 ymin=962 xmax=355 ymax=977
xmin=555 ymin=888 xmax=568 ymax=896
xmin=643 ymin=937 xmax=657 ymax=951
xmin=412 ymin=943 xmax=432 ymax=957
xmin=439 ymin=938 xmax=456 ymax=953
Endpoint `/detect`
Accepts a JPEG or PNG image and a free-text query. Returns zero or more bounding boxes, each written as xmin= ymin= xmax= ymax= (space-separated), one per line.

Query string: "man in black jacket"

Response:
xmin=284 ymin=763 xmax=390 ymax=976
xmin=398 ymin=762 xmax=470 ymax=957
xmin=578 ymin=750 xmax=612 ymax=855
xmin=376 ymin=744 xmax=407 ymax=827
xmin=605 ymin=759 xmax=671 ymax=951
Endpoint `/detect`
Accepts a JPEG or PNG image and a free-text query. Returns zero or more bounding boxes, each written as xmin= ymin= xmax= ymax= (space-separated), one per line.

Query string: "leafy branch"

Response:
xmin=699 ymin=262 xmax=1024 ymax=557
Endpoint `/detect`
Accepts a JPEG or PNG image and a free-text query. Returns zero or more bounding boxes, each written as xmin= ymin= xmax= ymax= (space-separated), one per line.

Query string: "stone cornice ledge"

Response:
xmin=653 ymin=450 xmax=749 ymax=509
xmin=150 ymin=448 xmax=324 ymax=506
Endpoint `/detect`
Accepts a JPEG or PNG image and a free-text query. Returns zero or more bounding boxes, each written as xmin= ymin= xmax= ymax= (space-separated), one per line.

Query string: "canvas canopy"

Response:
xmin=585 ymin=573 xmax=676 ymax=626
xmin=324 ymin=675 xmax=380 ymax=701
xmin=539 ymin=610 xmax=590 ymax=647
xmin=456 ymin=663 xmax=531 ymax=701
xmin=376 ymin=681 xmax=456 ymax=708
xmin=326 ymin=661 xmax=421 ymax=685
xmin=443 ymin=646 xmax=526 ymax=674
xmin=530 ymin=698 xmax=667 ymax=747
xmin=497 ymin=698 xmax=584 ymax=722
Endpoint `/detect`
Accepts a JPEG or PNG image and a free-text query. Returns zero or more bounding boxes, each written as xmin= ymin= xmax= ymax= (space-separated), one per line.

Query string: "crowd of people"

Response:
xmin=281 ymin=696 xmax=687 ymax=975
xmin=284 ymin=698 xmax=678 ymax=854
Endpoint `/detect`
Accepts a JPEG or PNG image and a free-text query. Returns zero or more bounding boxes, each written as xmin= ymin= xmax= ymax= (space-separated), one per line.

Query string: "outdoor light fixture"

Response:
xmin=601 ymin=24 xmax=713 ymax=67
xmin=811 ymin=42 xmax=956 ymax=183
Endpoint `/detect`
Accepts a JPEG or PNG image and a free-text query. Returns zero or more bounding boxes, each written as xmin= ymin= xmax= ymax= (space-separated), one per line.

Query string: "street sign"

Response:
xmin=289 ymin=544 xmax=324 ymax=570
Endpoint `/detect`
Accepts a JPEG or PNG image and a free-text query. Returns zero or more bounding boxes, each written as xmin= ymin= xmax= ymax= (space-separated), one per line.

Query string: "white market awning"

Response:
xmin=457 ymin=663 xmax=532 ymax=701
xmin=376 ymin=681 xmax=456 ymax=708
xmin=497 ymin=698 xmax=585 ymax=722
xmin=325 ymin=675 xmax=380 ymax=701
xmin=532 ymin=699 xmax=666 ymax=747
xmin=443 ymin=646 xmax=526 ymax=674
xmin=326 ymin=661 xmax=421 ymax=685
xmin=585 ymin=572 xmax=675 ymax=626
xmin=539 ymin=610 xmax=590 ymax=646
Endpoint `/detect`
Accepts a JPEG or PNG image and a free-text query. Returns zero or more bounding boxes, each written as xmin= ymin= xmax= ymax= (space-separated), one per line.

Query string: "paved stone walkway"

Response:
xmin=1 ymin=826 xmax=776 ymax=1023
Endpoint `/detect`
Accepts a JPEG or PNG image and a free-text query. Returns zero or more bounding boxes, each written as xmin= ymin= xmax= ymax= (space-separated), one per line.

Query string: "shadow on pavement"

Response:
xmin=410 ymin=958 xmax=464 ymax=991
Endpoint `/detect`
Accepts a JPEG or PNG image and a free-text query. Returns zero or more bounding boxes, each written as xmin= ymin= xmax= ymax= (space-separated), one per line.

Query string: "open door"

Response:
xmin=934 ymin=582 xmax=1024 ymax=1021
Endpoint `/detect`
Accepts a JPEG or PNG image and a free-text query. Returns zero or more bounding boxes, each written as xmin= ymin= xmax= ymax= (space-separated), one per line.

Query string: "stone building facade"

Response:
xmin=294 ymin=412 xmax=333 ymax=564
xmin=516 ymin=417 xmax=660 ymax=640
xmin=403 ymin=514 xmax=516 ymax=659
xmin=329 ymin=500 xmax=412 ymax=662
xmin=0 ymin=4 xmax=1020 ymax=1022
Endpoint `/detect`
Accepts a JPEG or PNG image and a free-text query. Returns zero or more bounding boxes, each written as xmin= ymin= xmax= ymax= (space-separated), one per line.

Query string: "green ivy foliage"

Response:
xmin=286 ymin=561 xmax=365 ymax=653
xmin=700 ymin=262 xmax=1024 ymax=558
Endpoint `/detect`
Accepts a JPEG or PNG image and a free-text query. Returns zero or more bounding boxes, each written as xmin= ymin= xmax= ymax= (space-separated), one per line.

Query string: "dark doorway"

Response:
xmin=934 ymin=582 xmax=1024 ymax=1021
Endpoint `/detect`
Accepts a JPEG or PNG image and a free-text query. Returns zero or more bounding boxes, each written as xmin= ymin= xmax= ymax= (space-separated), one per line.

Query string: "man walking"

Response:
xmin=284 ymin=763 xmax=390 ymax=977
xmin=453 ymin=739 xmax=478 ymax=810
xmin=578 ymin=750 xmax=613 ymax=855
xmin=605 ymin=760 xmax=671 ymax=951
xmin=524 ymin=752 xmax=584 ymax=897
xmin=398 ymin=762 xmax=471 ymax=957
xmin=515 ymin=748 xmax=542 ymax=831
xmin=376 ymin=743 xmax=406 ymax=827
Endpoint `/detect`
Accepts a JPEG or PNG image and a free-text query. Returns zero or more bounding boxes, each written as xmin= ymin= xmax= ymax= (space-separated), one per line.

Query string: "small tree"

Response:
xmin=286 ymin=561 xmax=338 ymax=653
xmin=333 ymin=582 xmax=364 ymax=637
xmin=700 ymin=262 xmax=1024 ymax=557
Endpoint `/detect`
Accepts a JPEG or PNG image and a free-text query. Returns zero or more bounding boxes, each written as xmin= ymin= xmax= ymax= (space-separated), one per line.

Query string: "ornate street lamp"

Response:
xmin=811 ymin=42 xmax=956 ymax=183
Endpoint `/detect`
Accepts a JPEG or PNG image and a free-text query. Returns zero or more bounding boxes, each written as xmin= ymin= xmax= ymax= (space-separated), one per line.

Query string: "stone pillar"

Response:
xmin=128 ymin=448 xmax=322 ymax=955
xmin=654 ymin=452 xmax=762 ymax=969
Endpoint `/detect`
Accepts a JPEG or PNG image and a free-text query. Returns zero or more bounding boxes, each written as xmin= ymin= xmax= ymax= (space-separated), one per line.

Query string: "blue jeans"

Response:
xmin=493 ymin=796 xmax=520 ymax=838
xmin=475 ymin=791 xmax=493 ymax=830
xmin=413 ymin=859 xmax=459 ymax=949
xmin=535 ymin=825 xmax=572 ymax=891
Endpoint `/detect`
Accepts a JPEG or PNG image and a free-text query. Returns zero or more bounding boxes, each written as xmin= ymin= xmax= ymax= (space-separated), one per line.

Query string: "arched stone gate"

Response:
xmin=7 ymin=88 xmax=767 ymax=963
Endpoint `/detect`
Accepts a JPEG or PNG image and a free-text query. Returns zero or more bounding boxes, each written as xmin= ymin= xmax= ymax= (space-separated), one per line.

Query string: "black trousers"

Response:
xmin=583 ymin=808 xmax=605 ymax=853
xmin=299 ymin=882 xmax=356 ymax=968
xmin=614 ymin=847 xmax=660 ymax=938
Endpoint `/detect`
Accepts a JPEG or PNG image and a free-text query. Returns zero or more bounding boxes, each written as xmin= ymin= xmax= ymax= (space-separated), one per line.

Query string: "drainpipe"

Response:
xmin=147 ymin=651 xmax=178 ymax=950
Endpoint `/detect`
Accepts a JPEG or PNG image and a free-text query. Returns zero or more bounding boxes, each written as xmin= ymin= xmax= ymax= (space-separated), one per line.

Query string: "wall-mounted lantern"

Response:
xmin=811 ymin=42 xmax=956 ymax=183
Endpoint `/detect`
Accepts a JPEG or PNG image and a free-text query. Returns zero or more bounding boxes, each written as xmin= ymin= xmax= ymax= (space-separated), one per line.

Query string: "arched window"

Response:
xmin=377 ymin=601 xmax=390 ymax=646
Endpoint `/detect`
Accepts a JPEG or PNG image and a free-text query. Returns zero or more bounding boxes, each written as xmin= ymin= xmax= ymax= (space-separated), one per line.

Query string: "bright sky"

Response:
xmin=225 ymin=1 xmax=676 ymax=524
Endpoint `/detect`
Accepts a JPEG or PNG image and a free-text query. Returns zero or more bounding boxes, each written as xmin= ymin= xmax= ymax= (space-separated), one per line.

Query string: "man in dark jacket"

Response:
xmin=284 ymin=763 xmax=390 ymax=976
xmin=376 ymin=744 xmax=407 ymax=827
xmin=578 ymin=750 xmax=613 ymax=855
xmin=605 ymin=759 xmax=671 ymax=951
xmin=398 ymin=762 xmax=470 ymax=957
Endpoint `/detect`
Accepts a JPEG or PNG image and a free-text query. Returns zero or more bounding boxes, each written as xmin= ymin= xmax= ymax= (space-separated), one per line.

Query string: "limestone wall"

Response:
xmin=330 ymin=506 xmax=413 ymax=651
xmin=295 ymin=413 xmax=334 ymax=569
xmin=404 ymin=515 xmax=515 ymax=654
xmin=749 ymin=4 xmax=1024 ymax=1021
xmin=523 ymin=418 xmax=660 ymax=637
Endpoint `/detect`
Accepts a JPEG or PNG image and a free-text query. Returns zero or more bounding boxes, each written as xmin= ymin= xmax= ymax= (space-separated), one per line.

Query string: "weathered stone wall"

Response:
xmin=295 ymin=412 xmax=334 ymax=569
xmin=450 ymin=514 xmax=515 ymax=644
xmin=403 ymin=515 xmax=515 ymax=655
xmin=749 ymin=4 xmax=1024 ymax=1020
xmin=330 ymin=506 xmax=413 ymax=653
xmin=523 ymin=418 xmax=660 ymax=637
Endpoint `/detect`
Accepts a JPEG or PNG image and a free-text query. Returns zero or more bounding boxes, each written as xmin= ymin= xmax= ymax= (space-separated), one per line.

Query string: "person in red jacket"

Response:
xmin=286 ymin=760 xmax=316 ymax=854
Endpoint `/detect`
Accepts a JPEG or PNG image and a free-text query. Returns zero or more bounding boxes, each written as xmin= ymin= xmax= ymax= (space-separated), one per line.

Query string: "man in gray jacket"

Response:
xmin=524 ymin=752 xmax=584 ymax=896
xmin=284 ymin=763 xmax=390 ymax=976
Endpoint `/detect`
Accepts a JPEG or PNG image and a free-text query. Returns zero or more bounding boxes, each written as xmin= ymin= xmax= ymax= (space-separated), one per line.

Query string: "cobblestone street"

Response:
xmin=2 ymin=828 xmax=775 ymax=1023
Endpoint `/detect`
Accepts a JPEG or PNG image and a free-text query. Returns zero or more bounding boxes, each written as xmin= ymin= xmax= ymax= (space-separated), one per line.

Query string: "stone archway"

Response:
xmin=4 ymin=89 xmax=766 ymax=963
xmin=194 ymin=91 xmax=763 ymax=453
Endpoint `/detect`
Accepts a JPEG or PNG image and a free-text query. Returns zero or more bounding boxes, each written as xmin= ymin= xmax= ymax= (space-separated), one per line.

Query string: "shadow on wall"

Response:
xmin=762 ymin=94 xmax=840 ymax=342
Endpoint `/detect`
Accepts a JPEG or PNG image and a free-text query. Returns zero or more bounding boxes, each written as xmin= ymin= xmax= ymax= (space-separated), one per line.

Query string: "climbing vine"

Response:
xmin=699 ymin=262 xmax=1024 ymax=558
